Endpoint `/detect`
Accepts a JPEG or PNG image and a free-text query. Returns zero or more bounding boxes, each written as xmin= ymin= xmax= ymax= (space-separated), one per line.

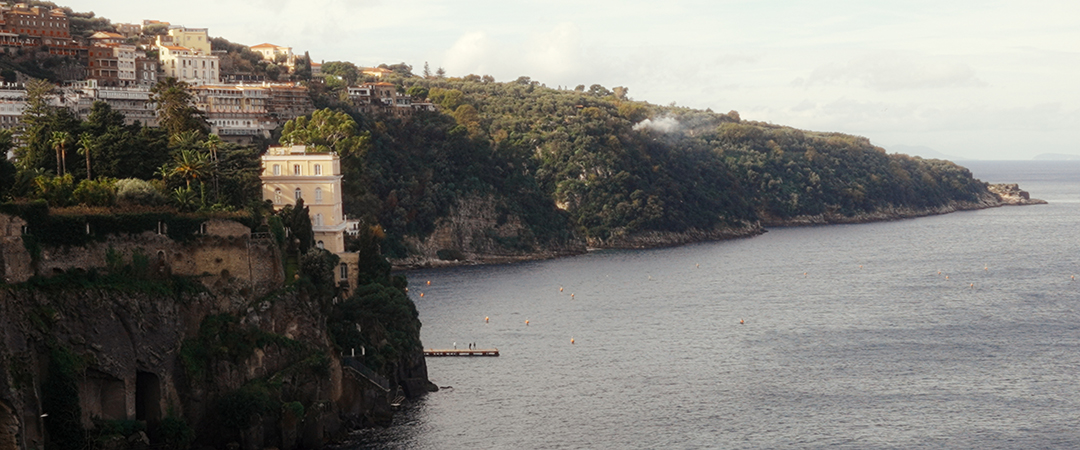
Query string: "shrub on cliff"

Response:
xmin=116 ymin=178 xmax=166 ymax=206
xmin=328 ymin=282 xmax=421 ymax=375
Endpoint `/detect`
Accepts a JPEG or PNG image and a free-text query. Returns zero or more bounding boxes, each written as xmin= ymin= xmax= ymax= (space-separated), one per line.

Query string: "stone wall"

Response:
xmin=0 ymin=214 xmax=284 ymax=299
xmin=0 ymin=215 xmax=30 ymax=285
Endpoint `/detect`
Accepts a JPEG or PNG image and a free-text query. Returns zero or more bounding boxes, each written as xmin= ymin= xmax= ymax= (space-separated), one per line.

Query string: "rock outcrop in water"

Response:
xmin=987 ymin=183 xmax=1047 ymax=205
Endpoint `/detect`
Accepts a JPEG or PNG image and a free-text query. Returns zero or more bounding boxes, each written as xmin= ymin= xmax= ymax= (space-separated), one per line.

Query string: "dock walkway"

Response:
xmin=424 ymin=348 xmax=499 ymax=357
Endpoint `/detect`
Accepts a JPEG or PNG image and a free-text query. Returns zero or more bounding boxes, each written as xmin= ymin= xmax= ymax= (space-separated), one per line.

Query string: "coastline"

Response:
xmin=391 ymin=185 xmax=1045 ymax=271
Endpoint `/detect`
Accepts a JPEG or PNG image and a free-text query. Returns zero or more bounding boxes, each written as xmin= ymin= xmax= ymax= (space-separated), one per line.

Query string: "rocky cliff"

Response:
xmin=390 ymin=182 xmax=1046 ymax=266
xmin=0 ymin=214 xmax=434 ymax=450
xmin=391 ymin=195 xmax=586 ymax=269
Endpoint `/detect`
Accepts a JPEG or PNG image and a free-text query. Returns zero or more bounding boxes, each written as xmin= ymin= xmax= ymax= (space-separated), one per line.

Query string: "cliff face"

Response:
xmin=0 ymin=215 xmax=434 ymax=450
xmin=391 ymin=195 xmax=586 ymax=269
xmin=761 ymin=186 xmax=1046 ymax=227
xmin=0 ymin=280 xmax=431 ymax=450
xmin=583 ymin=222 xmax=764 ymax=249
xmin=390 ymin=181 xmax=1047 ymax=264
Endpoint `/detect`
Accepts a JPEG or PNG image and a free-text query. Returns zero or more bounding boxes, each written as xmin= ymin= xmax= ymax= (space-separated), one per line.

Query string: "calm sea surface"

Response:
xmin=345 ymin=161 xmax=1080 ymax=449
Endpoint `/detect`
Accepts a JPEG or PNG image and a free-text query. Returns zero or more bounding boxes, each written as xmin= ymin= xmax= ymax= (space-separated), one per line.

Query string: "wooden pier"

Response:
xmin=424 ymin=348 xmax=499 ymax=357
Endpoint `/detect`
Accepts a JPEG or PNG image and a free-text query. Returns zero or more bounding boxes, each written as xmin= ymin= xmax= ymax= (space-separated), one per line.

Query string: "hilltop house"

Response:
xmin=250 ymin=43 xmax=296 ymax=70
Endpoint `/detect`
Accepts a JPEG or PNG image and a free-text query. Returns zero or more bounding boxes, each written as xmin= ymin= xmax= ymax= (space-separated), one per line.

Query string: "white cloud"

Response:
xmin=523 ymin=23 xmax=584 ymax=78
xmin=443 ymin=31 xmax=497 ymax=76
xmin=800 ymin=53 xmax=986 ymax=91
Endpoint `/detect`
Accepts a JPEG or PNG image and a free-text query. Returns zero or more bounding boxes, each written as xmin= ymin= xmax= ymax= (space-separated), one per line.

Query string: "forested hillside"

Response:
xmin=306 ymin=73 xmax=994 ymax=255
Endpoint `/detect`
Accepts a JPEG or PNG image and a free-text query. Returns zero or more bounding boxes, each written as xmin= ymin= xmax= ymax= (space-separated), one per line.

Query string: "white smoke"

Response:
xmin=633 ymin=116 xmax=681 ymax=133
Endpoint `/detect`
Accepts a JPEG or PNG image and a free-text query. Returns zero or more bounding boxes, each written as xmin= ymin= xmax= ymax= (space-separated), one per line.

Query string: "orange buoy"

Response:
xmin=485 ymin=316 xmax=489 ymax=323
xmin=696 ymin=263 xmax=700 ymax=268
xmin=571 ymin=337 xmax=575 ymax=344
xmin=970 ymin=283 xmax=974 ymax=289
xmin=945 ymin=276 xmax=949 ymax=280
xmin=559 ymin=287 xmax=564 ymax=292
xmin=420 ymin=292 xmax=424 ymax=297
xmin=427 ymin=280 xmax=431 ymax=285
xmin=803 ymin=272 xmax=807 ymax=277
xmin=525 ymin=320 xmax=529 ymax=326
xmin=571 ymin=293 xmax=575 ymax=299
xmin=740 ymin=319 xmax=744 ymax=324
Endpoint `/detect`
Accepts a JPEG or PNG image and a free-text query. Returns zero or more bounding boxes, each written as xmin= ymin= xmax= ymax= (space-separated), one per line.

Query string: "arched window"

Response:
xmin=294 ymin=188 xmax=302 ymax=200
xmin=314 ymin=187 xmax=323 ymax=203
xmin=274 ymin=189 xmax=282 ymax=204
xmin=316 ymin=240 xmax=324 ymax=249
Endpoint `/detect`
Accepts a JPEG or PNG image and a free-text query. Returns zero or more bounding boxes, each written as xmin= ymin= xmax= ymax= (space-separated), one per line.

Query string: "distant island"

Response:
xmin=1033 ymin=153 xmax=1080 ymax=160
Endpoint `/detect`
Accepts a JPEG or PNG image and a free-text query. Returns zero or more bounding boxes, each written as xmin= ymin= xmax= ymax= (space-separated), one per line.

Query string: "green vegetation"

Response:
xmin=180 ymin=314 xmax=305 ymax=384
xmin=296 ymin=74 xmax=994 ymax=248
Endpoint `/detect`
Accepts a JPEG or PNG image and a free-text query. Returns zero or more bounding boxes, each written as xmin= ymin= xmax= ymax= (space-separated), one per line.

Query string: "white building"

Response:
xmin=193 ymin=84 xmax=275 ymax=143
xmin=63 ymin=80 xmax=157 ymax=127
xmin=157 ymin=45 xmax=219 ymax=85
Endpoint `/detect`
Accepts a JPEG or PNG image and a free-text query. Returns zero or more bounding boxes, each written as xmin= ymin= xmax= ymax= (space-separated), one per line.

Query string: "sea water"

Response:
xmin=345 ymin=161 xmax=1080 ymax=449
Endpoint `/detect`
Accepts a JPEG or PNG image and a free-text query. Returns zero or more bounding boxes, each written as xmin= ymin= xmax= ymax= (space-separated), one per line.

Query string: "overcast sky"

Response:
xmin=64 ymin=0 xmax=1080 ymax=160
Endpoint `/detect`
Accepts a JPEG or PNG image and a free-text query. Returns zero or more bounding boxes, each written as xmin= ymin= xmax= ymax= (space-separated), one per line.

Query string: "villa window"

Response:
xmin=314 ymin=214 xmax=323 ymax=226
xmin=315 ymin=188 xmax=323 ymax=203
xmin=274 ymin=189 xmax=282 ymax=204
xmin=293 ymin=164 xmax=301 ymax=175
xmin=317 ymin=240 xmax=324 ymax=249
xmin=314 ymin=164 xmax=322 ymax=175
xmin=294 ymin=188 xmax=302 ymax=200
xmin=272 ymin=164 xmax=280 ymax=175
xmin=340 ymin=263 xmax=348 ymax=280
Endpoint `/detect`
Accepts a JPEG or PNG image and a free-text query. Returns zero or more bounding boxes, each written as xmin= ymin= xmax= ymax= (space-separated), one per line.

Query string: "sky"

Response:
xmin=63 ymin=0 xmax=1080 ymax=160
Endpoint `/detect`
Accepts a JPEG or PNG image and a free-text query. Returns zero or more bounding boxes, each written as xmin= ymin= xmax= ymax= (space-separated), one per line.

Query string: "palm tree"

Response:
xmin=169 ymin=149 xmax=208 ymax=189
xmin=202 ymin=133 xmax=222 ymax=162
xmin=77 ymin=133 xmax=95 ymax=181
xmin=49 ymin=131 xmax=70 ymax=176
xmin=169 ymin=129 xmax=203 ymax=150
xmin=202 ymin=133 xmax=223 ymax=202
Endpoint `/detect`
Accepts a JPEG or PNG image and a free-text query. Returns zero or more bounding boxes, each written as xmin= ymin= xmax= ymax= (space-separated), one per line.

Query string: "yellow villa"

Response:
xmin=260 ymin=144 xmax=359 ymax=291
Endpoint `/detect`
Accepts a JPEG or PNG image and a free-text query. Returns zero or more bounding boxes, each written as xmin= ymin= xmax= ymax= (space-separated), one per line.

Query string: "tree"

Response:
xmin=321 ymin=61 xmax=360 ymax=85
xmin=14 ymin=79 xmax=63 ymax=171
xmin=280 ymin=108 xmax=367 ymax=156
xmin=49 ymin=131 xmax=70 ymax=176
xmin=166 ymin=149 xmax=209 ymax=189
xmin=422 ymin=62 xmax=431 ymax=79
xmin=588 ymin=84 xmax=611 ymax=97
xmin=169 ymin=129 xmax=204 ymax=150
xmin=435 ymin=67 xmax=446 ymax=79
xmin=77 ymin=133 xmax=95 ymax=180
xmin=203 ymin=133 xmax=222 ymax=162
xmin=150 ymin=78 xmax=209 ymax=138
xmin=385 ymin=62 xmax=413 ymax=77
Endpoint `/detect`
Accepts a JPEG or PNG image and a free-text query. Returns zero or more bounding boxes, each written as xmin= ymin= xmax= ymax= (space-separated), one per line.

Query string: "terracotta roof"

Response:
xmin=162 ymin=45 xmax=189 ymax=51
xmin=90 ymin=31 xmax=125 ymax=39
xmin=250 ymin=43 xmax=280 ymax=49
